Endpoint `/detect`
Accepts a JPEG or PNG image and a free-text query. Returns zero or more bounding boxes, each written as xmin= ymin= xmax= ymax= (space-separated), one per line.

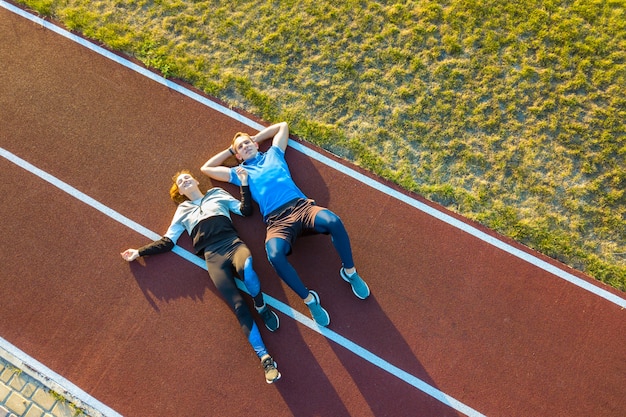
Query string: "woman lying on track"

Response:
xmin=120 ymin=168 xmax=281 ymax=384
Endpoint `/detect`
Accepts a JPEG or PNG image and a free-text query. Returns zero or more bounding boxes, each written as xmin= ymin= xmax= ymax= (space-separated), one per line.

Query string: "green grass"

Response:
xmin=16 ymin=0 xmax=626 ymax=291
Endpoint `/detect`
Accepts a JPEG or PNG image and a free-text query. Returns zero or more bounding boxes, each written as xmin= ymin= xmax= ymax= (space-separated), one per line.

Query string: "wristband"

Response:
xmin=228 ymin=147 xmax=235 ymax=155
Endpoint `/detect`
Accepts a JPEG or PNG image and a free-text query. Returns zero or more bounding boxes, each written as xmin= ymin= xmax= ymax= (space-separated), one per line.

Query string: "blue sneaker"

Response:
xmin=305 ymin=290 xmax=330 ymax=326
xmin=257 ymin=304 xmax=280 ymax=332
xmin=340 ymin=268 xmax=371 ymax=299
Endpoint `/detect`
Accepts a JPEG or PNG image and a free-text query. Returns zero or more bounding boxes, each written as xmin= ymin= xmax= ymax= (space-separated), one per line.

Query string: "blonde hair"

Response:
xmin=231 ymin=132 xmax=251 ymax=150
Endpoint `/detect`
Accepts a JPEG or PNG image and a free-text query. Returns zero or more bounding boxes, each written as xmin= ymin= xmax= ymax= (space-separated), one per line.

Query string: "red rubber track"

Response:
xmin=1 ymin=5 xmax=625 ymax=417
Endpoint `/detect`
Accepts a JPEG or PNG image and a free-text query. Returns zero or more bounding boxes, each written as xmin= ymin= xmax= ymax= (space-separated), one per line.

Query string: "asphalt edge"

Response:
xmin=0 ymin=337 xmax=122 ymax=417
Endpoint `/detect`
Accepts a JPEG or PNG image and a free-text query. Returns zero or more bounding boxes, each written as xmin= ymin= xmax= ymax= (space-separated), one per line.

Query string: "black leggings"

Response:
xmin=204 ymin=237 xmax=267 ymax=358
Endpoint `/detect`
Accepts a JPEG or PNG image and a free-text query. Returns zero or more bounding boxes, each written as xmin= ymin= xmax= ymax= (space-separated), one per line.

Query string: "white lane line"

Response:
xmin=2 ymin=0 xmax=622 ymax=310
xmin=1 ymin=148 xmax=487 ymax=417
xmin=292 ymin=142 xmax=626 ymax=309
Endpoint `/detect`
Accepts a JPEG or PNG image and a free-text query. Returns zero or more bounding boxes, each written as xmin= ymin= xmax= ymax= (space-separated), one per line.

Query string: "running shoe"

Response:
xmin=305 ymin=290 xmax=330 ymax=326
xmin=257 ymin=304 xmax=280 ymax=332
xmin=261 ymin=356 xmax=281 ymax=384
xmin=340 ymin=268 xmax=371 ymax=299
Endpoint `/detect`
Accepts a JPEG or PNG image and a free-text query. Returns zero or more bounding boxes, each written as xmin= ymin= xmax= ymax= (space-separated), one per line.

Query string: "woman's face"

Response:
xmin=175 ymin=173 xmax=199 ymax=196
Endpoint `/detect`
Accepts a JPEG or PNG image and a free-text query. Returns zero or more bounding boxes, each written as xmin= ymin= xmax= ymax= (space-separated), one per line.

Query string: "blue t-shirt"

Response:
xmin=229 ymin=146 xmax=306 ymax=218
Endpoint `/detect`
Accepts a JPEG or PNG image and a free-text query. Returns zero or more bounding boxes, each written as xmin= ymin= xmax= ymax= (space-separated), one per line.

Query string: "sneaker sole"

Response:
xmin=265 ymin=360 xmax=281 ymax=384
xmin=266 ymin=371 xmax=282 ymax=384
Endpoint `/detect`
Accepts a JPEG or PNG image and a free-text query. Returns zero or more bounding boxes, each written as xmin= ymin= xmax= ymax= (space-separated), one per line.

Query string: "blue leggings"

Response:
xmin=265 ymin=209 xmax=354 ymax=299
xmin=204 ymin=240 xmax=267 ymax=359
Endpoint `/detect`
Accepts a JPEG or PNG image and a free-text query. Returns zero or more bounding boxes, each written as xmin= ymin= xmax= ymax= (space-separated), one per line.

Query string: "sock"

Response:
xmin=343 ymin=267 xmax=356 ymax=276
xmin=304 ymin=292 xmax=314 ymax=304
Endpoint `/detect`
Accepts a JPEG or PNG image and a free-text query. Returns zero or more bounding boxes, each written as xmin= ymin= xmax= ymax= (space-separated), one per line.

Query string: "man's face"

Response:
xmin=233 ymin=136 xmax=259 ymax=161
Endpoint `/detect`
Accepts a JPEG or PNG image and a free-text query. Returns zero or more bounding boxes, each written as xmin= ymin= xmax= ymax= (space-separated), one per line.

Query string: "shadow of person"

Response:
xmin=284 ymin=235 xmax=464 ymax=417
xmin=126 ymin=234 xmax=216 ymax=312
xmin=127 ymin=255 xmax=209 ymax=312
xmin=187 ymin=135 xmax=462 ymax=415
xmin=250 ymin=299 xmax=355 ymax=417
xmin=251 ymin=142 xmax=463 ymax=416
xmin=326 ymin=297 xmax=465 ymax=417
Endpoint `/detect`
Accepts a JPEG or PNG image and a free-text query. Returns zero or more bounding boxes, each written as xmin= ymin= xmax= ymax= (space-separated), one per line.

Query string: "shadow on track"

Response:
xmin=125 ymin=232 xmax=215 ymax=312
xmin=231 ymin=148 xmax=462 ymax=416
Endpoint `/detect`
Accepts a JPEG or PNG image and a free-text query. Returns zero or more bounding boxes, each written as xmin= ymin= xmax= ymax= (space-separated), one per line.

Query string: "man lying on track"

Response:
xmin=201 ymin=121 xmax=370 ymax=327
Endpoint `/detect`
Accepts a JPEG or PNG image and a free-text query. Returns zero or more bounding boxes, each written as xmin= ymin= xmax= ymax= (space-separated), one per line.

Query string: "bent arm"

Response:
xmin=235 ymin=166 xmax=253 ymax=216
xmin=252 ymin=121 xmax=289 ymax=152
xmin=239 ymin=185 xmax=253 ymax=216
xmin=200 ymin=149 xmax=233 ymax=182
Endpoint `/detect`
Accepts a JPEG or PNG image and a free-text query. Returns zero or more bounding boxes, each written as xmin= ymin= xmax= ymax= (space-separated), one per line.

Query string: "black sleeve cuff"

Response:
xmin=240 ymin=185 xmax=253 ymax=216
xmin=138 ymin=237 xmax=175 ymax=256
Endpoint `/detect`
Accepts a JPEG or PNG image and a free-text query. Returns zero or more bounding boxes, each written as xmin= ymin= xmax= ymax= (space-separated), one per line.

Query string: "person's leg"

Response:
xmin=231 ymin=244 xmax=263 ymax=306
xmin=205 ymin=252 xmax=268 ymax=358
xmin=231 ymin=244 xmax=279 ymax=332
xmin=313 ymin=209 xmax=355 ymax=269
xmin=313 ymin=209 xmax=371 ymax=299
xmin=265 ymin=237 xmax=310 ymax=299
xmin=265 ymin=237 xmax=330 ymax=326
xmin=205 ymin=246 xmax=281 ymax=383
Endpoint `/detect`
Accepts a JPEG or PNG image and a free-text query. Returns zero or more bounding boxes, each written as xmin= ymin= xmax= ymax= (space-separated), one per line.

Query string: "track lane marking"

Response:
xmin=2 ymin=0 xmax=622 ymax=310
xmin=3 ymin=1 xmax=625 ymax=415
xmin=1 ymin=147 xmax=487 ymax=416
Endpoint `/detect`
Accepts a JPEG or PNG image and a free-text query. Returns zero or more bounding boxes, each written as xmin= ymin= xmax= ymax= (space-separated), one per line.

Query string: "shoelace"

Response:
xmin=262 ymin=358 xmax=275 ymax=370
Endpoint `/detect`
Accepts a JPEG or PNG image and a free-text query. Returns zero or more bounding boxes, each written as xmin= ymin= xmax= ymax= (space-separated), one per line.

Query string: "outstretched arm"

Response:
xmin=251 ymin=121 xmax=289 ymax=152
xmin=120 ymin=237 xmax=175 ymax=261
xmin=121 ymin=248 xmax=140 ymax=262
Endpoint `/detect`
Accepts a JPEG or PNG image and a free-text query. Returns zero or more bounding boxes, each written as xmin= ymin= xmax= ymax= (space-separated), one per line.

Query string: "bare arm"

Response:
xmin=200 ymin=148 xmax=233 ymax=182
xmin=251 ymin=121 xmax=290 ymax=152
